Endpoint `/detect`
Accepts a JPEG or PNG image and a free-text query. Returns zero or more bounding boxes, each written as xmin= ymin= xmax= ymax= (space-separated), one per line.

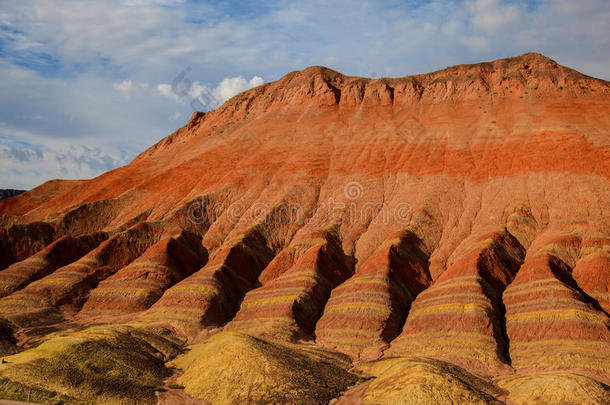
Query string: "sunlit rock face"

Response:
xmin=0 ymin=53 xmax=609 ymax=404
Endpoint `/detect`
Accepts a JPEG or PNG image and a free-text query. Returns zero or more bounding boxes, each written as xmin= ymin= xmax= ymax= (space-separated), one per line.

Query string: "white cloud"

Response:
xmin=112 ymin=80 xmax=135 ymax=99
xmin=0 ymin=135 xmax=133 ymax=189
xmin=467 ymin=0 xmax=521 ymax=32
xmin=212 ymin=76 xmax=264 ymax=103
xmin=188 ymin=82 xmax=214 ymax=108
xmin=0 ymin=63 xmax=185 ymax=188
xmin=1 ymin=0 xmax=608 ymax=81
xmin=157 ymin=83 xmax=179 ymax=100
xmin=157 ymin=75 xmax=264 ymax=110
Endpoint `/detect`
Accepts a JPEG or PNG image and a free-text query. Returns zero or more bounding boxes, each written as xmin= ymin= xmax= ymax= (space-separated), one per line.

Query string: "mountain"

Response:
xmin=0 ymin=53 xmax=608 ymax=404
xmin=0 ymin=189 xmax=25 ymax=201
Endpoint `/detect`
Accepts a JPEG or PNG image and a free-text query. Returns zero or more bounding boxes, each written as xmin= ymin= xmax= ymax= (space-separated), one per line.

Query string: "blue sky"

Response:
xmin=1 ymin=0 xmax=608 ymax=189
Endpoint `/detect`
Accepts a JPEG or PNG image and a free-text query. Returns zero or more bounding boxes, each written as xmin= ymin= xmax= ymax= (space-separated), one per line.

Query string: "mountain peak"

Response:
xmin=1 ymin=52 xmax=609 ymax=404
xmin=184 ymin=52 xmax=607 ymax=137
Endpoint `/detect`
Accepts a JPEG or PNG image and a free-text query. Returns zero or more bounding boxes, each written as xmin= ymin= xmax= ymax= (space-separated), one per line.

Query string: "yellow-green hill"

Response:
xmin=170 ymin=331 xmax=358 ymax=404
xmin=356 ymin=357 xmax=503 ymax=405
xmin=0 ymin=324 xmax=182 ymax=404
xmin=497 ymin=372 xmax=610 ymax=404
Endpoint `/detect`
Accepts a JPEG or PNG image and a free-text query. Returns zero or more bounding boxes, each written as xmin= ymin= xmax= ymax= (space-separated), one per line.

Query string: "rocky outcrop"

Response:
xmin=141 ymin=229 xmax=274 ymax=337
xmin=572 ymin=235 xmax=610 ymax=313
xmin=0 ymin=233 xmax=107 ymax=298
xmin=387 ymin=230 xmax=525 ymax=376
xmin=0 ymin=222 xmax=55 ymax=270
xmin=79 ymin=230 xmax=207 ymax=316
xmin=0 ymin=223 xmax=166 ymax=327
xmin=0 ymin=53 xmax=608 ymax=403
xmin=316 ymin=227 xmax=431 ymax=359
xmin=226 ymin=229 xmax=354 ymax=341
xmin=503 ymin=234 xmax=610 ymax=383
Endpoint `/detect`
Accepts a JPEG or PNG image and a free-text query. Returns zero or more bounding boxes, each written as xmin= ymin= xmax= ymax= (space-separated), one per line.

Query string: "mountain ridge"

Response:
xmin=0 ymin=52 xmax=608 ymax=404
xmin=0 ymin=189 xmax=25 ymax=201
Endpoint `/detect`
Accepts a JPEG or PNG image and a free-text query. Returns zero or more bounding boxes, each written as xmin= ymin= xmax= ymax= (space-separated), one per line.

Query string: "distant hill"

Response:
xmin=0 ymin=189 xmax=25 ymax=201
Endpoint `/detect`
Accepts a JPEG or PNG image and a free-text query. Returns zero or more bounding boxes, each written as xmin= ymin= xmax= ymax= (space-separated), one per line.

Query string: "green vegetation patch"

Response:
xmin=171 ymin=331 xmax=358 ymax=404
xmin=0 ymin=324 xmax=182 ymax=404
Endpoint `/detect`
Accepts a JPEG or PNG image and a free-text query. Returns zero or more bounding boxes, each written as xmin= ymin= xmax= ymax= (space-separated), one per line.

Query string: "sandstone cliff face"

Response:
xmin=0 ymin=53 xmax=609 ymax=403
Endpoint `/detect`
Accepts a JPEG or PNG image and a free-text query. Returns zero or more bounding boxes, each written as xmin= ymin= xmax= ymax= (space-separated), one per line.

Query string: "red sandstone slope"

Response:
xmin=0 ymin=53 xmax=609 ymax=400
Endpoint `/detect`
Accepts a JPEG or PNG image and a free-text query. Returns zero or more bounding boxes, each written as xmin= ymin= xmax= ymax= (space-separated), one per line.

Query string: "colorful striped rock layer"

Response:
xmin=0 ymin=53 xmax=609 ymax=404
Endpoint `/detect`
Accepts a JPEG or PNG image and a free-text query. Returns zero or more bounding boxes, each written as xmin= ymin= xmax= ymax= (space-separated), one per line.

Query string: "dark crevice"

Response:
xmin=298 ymin=234 xmax=355 ymax=338
xmin=0 ymin=222 xmax=56 ymax=271
xmin=380 ymin=274 xmax=414 ymax=343
xmin=481 ymin=231 xmax=526 ymax=366
xmin=490 ymin=284 xmax=512 ymax=365
xmin=382 ymin=231 xmax=433 ymax=342
xmin=549 ymin=255 xmax=610 ymax=318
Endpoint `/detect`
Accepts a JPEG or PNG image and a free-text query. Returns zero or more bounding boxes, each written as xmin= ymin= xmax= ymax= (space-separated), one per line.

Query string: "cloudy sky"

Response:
xmin=1 ymin=0 xmax=608 ymax=189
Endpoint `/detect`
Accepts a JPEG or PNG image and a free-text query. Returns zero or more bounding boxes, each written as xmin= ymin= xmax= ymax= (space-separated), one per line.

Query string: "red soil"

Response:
xmin=0 ymin=52 xmax=608 ymax=386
